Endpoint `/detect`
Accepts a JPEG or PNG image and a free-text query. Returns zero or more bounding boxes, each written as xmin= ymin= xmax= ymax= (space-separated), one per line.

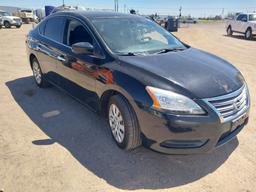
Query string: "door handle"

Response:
xmin=57 ymin=55 xmax=66 ymax=62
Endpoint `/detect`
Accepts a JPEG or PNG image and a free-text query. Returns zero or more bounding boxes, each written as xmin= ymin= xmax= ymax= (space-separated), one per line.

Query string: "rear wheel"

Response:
xmin=32 ymin=58 xmax=50 ymax=88
xmin=4 ymin=21 xmax=11 ymax=28
xmin=108 ymin=95 xmax=141 ymax=150
xmin=227 ymin=26 xmax=233 ymax=36
xmin=245 ymin=28 xmax=252 ymax=40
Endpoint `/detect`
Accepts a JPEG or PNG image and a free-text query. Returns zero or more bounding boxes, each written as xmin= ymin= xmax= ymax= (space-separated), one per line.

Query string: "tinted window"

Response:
xmin=237 ymin=14 xmax=247 ymax=21
xmin=44 ymin=17 xmax=65 ymax=43
xmin=64 ymin=19 xmax=93 ymax=46
xmin=249 ymin=14 xmax=256 ymax=21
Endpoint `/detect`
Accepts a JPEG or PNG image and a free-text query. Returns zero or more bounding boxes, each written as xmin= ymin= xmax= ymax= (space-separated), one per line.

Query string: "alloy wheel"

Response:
xmin=32 ymin=61 xmax=42 ymax=84
xmin=109 ymin=104 xmax=125 ymax=143
xmin=245 ymin=30 xmax=251 ymax=39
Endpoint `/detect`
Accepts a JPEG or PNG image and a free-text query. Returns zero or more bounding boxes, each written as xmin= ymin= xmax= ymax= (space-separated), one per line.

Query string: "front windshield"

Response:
xmin=249 ymin=14 xmax=256 ymax=21
xmin=91 ymin=17 xmax=186 ymax=55
xmin=0 ymin=12 xmax=11 ymax=16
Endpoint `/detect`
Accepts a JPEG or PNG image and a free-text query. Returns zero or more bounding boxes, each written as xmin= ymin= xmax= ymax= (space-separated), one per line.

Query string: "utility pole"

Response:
xmin=179 ymin=6 xmax=182 ymax=18
xmin=221 ymin=8 xmax=224 ymax=19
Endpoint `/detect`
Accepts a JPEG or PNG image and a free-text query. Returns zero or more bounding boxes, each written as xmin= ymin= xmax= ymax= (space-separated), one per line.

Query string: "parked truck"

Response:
xmin=226 ymin=13 xmax=256 ymax=40
xmin=14 ymin=9 xmax=34 ymax=24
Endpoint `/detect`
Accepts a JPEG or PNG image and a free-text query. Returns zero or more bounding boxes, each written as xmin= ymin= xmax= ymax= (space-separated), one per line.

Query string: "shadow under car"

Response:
xmin=5 ymin=76 xmax=239 ymax=190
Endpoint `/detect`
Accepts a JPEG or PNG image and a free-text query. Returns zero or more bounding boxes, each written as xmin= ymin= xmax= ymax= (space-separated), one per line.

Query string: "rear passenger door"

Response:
xmin=36 ymin=16 xmax=65 ymax=84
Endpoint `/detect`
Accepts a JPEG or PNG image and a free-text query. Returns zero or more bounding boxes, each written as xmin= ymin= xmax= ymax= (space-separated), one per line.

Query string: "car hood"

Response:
xmin=118 ymin=48 xmax=244 ymax=99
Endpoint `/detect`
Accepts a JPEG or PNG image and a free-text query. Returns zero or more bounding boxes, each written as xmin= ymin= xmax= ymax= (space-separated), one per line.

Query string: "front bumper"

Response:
xmin=135 ymin=97 xmax=250 ymax=155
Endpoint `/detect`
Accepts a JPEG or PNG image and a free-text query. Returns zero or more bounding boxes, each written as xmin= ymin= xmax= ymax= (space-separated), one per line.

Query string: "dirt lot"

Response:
xmin=0 ymin=22 xmax=255 ymax=192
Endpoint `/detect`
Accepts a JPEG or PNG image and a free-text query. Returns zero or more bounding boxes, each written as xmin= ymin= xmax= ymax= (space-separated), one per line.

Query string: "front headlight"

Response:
xmin=146 ymin=86 xmax=205 ymax=115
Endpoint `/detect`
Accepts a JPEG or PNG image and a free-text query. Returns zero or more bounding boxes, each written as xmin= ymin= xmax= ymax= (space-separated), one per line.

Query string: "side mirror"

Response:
xmin=71 ymin=42 xmax=94 ymax=55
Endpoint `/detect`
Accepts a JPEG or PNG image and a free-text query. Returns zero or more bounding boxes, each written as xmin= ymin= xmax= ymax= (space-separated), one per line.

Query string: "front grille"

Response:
xmin=14 ymin=19 xmax=21 ymax=22
xmin=205 ymin=85 xmax=248 ymax=122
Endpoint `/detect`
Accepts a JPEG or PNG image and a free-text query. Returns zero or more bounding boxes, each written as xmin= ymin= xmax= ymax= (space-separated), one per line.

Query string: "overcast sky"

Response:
xmin=0 ymin=0 xmax=256 ymax=17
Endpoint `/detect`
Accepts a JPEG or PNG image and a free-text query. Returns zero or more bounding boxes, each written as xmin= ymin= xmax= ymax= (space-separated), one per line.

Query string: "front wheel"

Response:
xmin=4 ymin=21 xmax=11 ymax=28
xmin=245 ymin=28 xmax=252 ymax=40
xmin=108 ymin=95 xmax=141 ymax=150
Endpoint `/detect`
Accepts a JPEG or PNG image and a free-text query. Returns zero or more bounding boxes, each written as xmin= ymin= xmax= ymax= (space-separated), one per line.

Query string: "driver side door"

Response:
xmin=54 ymin=17 xmax=104 ymax=111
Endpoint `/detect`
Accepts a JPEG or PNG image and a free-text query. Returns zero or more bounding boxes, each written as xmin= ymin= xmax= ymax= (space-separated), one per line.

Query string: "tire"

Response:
xmin=245 ymin=28 xmax=252 ymax=40
xmin=227 ymin=26 xmax=233 ymax=36
xmin=31 ymin=58 xmax=50 ymax=88
xmin=16 ymin=25 xmax=21 ymax=28
xmin=4 ymin=21 xmax=11 ymax=28
xmin=108 ymin=95 xmax=141 ymax=150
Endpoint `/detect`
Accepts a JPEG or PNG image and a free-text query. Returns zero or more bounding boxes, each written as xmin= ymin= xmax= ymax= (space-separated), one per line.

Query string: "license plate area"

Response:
xmin=231 ymin=113 xmax=247 ymax=132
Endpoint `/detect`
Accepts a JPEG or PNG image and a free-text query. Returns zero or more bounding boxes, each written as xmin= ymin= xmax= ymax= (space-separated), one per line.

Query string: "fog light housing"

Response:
xmin=160 ymin=139 xmax=208 ymax=149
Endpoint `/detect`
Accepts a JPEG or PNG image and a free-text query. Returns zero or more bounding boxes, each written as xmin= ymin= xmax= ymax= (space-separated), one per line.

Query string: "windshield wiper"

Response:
xmin=153 ymin=47 xmax=186 ymax=54
xmin=117 ymin=52 xmax=146 ymax=56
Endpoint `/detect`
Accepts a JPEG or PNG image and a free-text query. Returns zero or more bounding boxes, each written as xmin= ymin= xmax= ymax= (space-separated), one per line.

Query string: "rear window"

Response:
xmin=44 ymin=17 xmax=65 ymax=43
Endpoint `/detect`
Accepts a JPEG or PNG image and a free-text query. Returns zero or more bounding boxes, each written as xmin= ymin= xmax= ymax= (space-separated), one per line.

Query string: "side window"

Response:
xmin=237 ymin=14 xmax=247 ymax=22
xmin=237 ymin=15 xmax=243 ymax=21
xmin=44 ymin=17 xmax=65 ymax=43
xmin=64 ymin=19 xmax=93 ymax=46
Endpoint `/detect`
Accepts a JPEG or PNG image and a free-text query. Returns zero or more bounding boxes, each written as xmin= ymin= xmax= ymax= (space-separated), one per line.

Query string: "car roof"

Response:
xmin=52 ymin=10 xmax=141 ymax=20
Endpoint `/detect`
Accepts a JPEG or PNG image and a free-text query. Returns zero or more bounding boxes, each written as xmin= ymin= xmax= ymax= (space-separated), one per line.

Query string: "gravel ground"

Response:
xmin=0 ymin=22 xmax=255 ymax=192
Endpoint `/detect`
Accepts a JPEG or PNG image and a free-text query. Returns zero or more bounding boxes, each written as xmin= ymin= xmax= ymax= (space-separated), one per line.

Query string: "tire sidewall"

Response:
xmin=245 ymin=29 xmax=252 ymax=40
xmin=108 ymin=97 xmax=131 ymax=149
xmin=4 ymin=21 xmax=10 ymax=28
xmin=227 ymin=26 xmax=232 ymax=36
xmin=32 ymin=59 xmax=43 ymax=87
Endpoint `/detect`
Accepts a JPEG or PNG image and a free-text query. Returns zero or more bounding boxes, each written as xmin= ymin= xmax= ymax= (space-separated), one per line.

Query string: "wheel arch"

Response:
xmin=246 ymin=26 xmax=252 ymax=32
xmin=99 ymin=88 xmax=135 ymax=118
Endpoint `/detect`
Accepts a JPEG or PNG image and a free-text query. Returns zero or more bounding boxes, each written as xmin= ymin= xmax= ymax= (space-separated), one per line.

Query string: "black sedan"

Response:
xmin=26 ymin=11 xmax=250 ymax=154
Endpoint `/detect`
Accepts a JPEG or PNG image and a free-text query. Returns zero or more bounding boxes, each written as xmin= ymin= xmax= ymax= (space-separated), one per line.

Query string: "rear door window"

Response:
xmin=44 ymin=17 xmax=65 ymax=43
